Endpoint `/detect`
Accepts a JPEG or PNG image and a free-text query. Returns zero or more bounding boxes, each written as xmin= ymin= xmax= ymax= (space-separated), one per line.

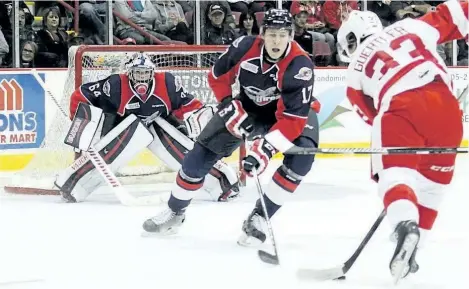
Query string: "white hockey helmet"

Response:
xmin=337 ymin=10 xmax=383 ymax=63
xmin=125 ymin=53 xmax=156 ymax=97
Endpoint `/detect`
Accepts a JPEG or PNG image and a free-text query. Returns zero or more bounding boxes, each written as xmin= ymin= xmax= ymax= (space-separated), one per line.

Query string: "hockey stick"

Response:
xmin=265 ymin=131 xmax=468 ymax=156
xmin=251 ymin=169 xmax=281 ymax=265
xmin=457 ymin=84 xmax=468 ymax=101
xmin=284 ymin=146 xmax=468 ymax=156
xmin=31 ymin=70 xmax=163 ymax=206
xmin=297 ymin=209 xmax=386 ymax=281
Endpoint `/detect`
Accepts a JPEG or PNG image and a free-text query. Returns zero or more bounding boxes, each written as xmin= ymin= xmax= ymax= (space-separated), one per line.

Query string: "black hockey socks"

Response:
xmin=255 ymin=196 xmax=280 ymax=218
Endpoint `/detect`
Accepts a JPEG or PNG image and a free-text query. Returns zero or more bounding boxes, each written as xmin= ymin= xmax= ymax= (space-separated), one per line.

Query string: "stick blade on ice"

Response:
xmin=258 ymin=250 xmax=279 ymax=265
xmin=296 ymin=266 xmax=345 ymax=281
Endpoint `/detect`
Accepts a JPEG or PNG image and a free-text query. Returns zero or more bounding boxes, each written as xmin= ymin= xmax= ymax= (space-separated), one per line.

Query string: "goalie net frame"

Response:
xmin=3 ymin=45 xmax=246 ymax=196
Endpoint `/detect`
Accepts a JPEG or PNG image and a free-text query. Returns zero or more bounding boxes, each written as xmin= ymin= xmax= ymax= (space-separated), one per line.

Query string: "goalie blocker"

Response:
xmin=56 ymin=103 xmax=240 ymax=202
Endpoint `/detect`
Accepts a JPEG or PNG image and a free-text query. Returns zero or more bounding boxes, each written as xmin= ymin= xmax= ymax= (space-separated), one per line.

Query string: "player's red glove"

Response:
xmin=217 ymin=97 xmax=253 ymax=139
xmin=311 ymin=99 xmax=321 ymax=113
xmin=242 ymin=137 xmax=278 ymax=177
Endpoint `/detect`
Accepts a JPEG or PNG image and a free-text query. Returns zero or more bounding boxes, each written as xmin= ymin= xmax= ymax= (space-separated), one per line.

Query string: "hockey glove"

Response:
xmin=311 ymin=99 xmax=321 ymax=113
xmin=217 ymin=97 xmax=253 ymax=139
xmin=184 ymin=105 xmax=216 ymax=140
xmin=242 ymin=137 xmax=278 ymax=177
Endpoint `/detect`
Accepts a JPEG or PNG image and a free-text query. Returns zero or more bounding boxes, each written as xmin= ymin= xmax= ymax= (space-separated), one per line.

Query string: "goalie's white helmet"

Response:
xmin=337 ymin=10 xmax=383 ymax=63
xmin=125 ymin=53 xmax=156 ymax=97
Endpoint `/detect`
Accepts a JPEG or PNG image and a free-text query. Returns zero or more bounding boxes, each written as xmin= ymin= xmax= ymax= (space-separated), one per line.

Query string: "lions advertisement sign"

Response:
xmin=0 ymin=73 xmax=45 ymax=149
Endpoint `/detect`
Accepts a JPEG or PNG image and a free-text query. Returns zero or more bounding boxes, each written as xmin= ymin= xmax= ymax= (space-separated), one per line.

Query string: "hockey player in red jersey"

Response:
xmin=143 ymin=9 xmax=321 ymax=244
xmin=56 ymin=53 xmax=240 ymax=203
xmin=336 ymin=0 xmax=468 ymax=282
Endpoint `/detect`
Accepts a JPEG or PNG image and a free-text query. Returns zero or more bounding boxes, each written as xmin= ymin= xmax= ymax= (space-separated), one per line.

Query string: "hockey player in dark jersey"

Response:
xmin=143 ymin=9 xmax=321 ymax=245
xmin=55 ymin=53 xmax=240 ymax=203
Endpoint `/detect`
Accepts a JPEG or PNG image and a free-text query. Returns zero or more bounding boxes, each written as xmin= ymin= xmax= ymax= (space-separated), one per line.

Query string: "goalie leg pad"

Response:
xmin=55 ymin=115 xmax=153 ymax=202
xmin=147 ymin=122 xmax=191 ymax=172
xmin=148 ymin=122 xmax=239 ymax=201
xmin=203 ymin=161 xmax=240 ymax=202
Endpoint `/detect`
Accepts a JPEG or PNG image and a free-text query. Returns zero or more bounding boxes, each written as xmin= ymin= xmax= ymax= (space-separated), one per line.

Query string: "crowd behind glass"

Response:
xmin=0 ymin=0 xmax=467 ymax=68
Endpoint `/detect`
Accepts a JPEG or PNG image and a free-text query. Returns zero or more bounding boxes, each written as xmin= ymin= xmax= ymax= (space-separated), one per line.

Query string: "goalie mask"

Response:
xmin=126 ymin=53 xmax=156 ymax=100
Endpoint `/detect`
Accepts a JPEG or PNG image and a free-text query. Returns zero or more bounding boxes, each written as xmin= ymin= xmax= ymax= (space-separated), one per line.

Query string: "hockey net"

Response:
xmin=4 ymin=45 xmax=244 ymax=195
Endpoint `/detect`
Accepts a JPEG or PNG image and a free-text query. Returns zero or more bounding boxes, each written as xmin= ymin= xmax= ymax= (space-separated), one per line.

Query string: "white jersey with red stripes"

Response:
xmin=420 ymin=0 xmax=468 ymax=44
xmin=346 ymin=0 xmax=468 ymax=122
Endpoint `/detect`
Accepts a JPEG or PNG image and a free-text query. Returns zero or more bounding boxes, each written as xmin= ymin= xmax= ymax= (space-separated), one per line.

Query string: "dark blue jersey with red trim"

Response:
xmin=208 ymin=35 xmax=315 ymax=142
xmin=70 ymin=72 xmax=202 ymax=123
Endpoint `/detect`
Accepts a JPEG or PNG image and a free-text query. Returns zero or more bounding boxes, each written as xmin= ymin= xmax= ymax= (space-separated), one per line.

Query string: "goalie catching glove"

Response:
xmin=242 ymin=137 xmax=278 ymax=176
xmin=217 ymin=96 xmax=254 ymax=139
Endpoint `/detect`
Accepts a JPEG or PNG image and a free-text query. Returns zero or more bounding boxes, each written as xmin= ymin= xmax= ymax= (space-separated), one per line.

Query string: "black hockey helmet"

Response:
xmin=262 ymin=9 xmax=293 ymax=31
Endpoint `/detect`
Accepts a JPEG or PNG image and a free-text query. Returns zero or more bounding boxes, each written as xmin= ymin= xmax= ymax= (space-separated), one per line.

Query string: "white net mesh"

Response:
xmin=3 ymin=45 xmax=230 ymax=194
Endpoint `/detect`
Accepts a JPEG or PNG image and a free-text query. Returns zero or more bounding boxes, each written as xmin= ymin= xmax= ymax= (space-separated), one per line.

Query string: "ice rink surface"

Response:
xmin=1 ymin=156 xmax=468 ymax=289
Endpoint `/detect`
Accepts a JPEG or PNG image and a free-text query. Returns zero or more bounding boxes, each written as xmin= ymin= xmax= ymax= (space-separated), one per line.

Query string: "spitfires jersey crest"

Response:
xmin=239 ymin=58 xmax=280 ymax=106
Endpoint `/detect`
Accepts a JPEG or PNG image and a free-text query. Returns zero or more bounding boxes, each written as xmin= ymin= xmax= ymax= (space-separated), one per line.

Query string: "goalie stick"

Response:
xmin=297 ymin=209 xmax=386 ymax=281
xmin=30 ymin=70 xmax=163 ymax=206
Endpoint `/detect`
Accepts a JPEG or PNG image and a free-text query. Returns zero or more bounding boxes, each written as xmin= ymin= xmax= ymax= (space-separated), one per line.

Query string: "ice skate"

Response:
xmin=389 ymin=220 xmax=420 ymax=284
xmin=142 ymin=208 xmax=185 ymax=235
xmin=237 ymin=208 xmax=267 ymax=247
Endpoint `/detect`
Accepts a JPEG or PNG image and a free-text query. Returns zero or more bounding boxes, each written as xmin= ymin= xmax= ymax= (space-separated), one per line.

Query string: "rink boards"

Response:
xmin=0 ymin=67 xmax=467 ymax=171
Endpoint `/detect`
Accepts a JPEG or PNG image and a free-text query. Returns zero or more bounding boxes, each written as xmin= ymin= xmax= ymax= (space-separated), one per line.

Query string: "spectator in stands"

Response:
xmin=194 ymin=1 xmax=236 ymax=30
xmin=68 ymin=34 xmax=86 ymax=47
xmin=1 ymin=7 xmax=35 ymax=67
xmin=122 ymin=37 xmax=137 ymax=45
xmin=11 ymin=8 xmax=35 ymax=42
xmin=203 ymin=3 xmax=237 ymax=45
xmin=238 ymin=11 xmax=259 ymax=36
xmin=323 ymin=0 xmax=358 ymax=36
xmin=0 ymin=1 xmax=33 ymax=32
xmin=0 ymin=3 xmax=10 ymax=33
xmin=20 ymin=41 xmax=37 ymax=68
xmin=436 ymin=43 xmax=449 ymax=64
xmin=35 ymin=1 xmax=67 ymax=17
xmin=368 ymin=0 xmax=396 ymax=26
xmin=292 ymin=10 xmax=314 ymax=59
xmin=114 ymin=0 xmax=171 ymax=44
xmin=264 ymin=0 xmax=292 ymax=11
xmin=79 ymin=1 xmax=107 ymax=45
xmin=292 ymin=8 xmax=331 ymax=66
xmin=176 ymin=0 xmax=193 ymax=13
xmin=153 ymin=0 xmax=193 ymax=44
xmin=457 ymin=40 xmax=468 ymax=66
xmin=227 ymin=0 xmax=264 ymax=14
xmin=390 ymin=1 xmax=432 ymax=20
xmin=290 ymin=1 xmax=335 ymax=62
xmin=0 ymin=29 xmax=8 ymax=65
xmin=35 ymin=7 xmax=69 ymax=68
